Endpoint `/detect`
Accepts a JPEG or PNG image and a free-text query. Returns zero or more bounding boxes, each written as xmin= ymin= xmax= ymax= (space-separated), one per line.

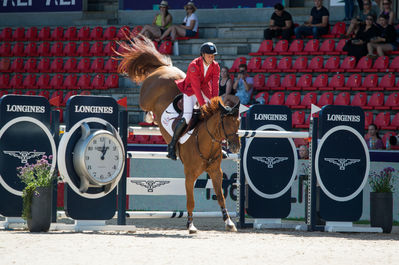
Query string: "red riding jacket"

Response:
xmin=175 ymin=57 xmax=220 ymax=106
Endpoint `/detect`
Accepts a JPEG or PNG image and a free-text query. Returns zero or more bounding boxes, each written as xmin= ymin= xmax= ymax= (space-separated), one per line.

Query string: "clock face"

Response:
xmin=84 ymin=132 xmax=124 ymax=184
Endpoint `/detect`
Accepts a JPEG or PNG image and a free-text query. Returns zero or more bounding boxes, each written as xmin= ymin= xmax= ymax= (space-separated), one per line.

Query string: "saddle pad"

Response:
xmin=161 ymin=102 xmax=194 ymax=144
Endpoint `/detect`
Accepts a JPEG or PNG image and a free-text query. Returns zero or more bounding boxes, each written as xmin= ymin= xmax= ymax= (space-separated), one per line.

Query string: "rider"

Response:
xmin=167 ymin=42 xmax=220 ymax=160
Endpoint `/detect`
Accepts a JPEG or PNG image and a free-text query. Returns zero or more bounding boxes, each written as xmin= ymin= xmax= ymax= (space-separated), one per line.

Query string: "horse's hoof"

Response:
xmin=188 ymin=223 xmax=198 ymax=234
xmin=225 ymin=218 xmax=237 ymax=232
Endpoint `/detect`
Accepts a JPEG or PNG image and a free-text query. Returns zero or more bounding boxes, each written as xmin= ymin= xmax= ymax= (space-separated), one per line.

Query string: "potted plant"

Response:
xmin=17 ymin=155 xmax=56 ymax=232
xmin=369 ymin=167 xmax=396 ymax=233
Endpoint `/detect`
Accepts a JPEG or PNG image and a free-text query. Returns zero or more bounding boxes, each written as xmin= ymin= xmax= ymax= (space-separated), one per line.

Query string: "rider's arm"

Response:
xmin=212 ymin=64 xmax=220 ymax=98
xmin=188 ymin=64 xmax=206 ymax=106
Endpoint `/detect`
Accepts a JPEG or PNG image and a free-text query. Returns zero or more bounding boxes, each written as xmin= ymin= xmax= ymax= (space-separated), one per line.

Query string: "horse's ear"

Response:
xmin=218 ymin=101 xmax=229 ymax=115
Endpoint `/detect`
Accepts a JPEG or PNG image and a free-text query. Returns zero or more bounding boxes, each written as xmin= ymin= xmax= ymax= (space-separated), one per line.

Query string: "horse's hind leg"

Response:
xmin=185 ymin=176 xmax=198 ymax=234
xmin=208 ymin=167 xmax=237 ymax=232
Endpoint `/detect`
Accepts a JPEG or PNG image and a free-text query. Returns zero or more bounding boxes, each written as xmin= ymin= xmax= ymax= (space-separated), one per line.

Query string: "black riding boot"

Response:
xmin=167 ymin=118 xmax=187 ymax=160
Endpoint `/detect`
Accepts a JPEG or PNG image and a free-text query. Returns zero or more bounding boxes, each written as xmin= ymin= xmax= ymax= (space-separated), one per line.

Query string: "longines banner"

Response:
xmin=0 ymin=0 xmax=82 ymax=12
xmin=123 ymin=0 xmax=281 ymax=10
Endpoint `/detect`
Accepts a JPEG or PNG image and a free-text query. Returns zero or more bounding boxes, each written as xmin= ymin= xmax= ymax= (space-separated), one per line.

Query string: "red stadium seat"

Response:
xmin=104 ymin=41 xmax=117 ymax=56
xmin=63 ymin=74 xmax=78 ymax=90
xmin=247 ymin=57 xmax=262 ymax=72
xmin=253 ymin=74 xmax=266 ymax=90
xmin=51 ymin=26 xmax=64 ymax=41
xmin=77 ymin=42 xmax=90 ymax=56
xmin=385 ymin=92 xmax=399 ymax=110
xmin=12 ymin=42 xmax=25 ymax=57
xmin=105 ymin=74 xmax=119 ymax=89
xmin=23 ymin=74 xmax=37 ymax=89
xmin=230 ymin=57 xmax=246 ymax=72
xmin=298 ymin=39 xmax=319 ymax=55
xmin=292 ymin=56 xmax=309 ymax=72
xmin=323 ymin=56 xmax=340 ymax=72
xmin=105 ymin=58 xmax=118 ymax=73
xmin=332 ymin=39 xmax=347 ymax=55
xmin=0 ymin=90 xmax=8 ymax=98
xmin=50 ymin=91 xmax=63 ymax=106
xmin=351 ymin=92 xmax=371 ymax=110
xmin=313 ymin=74 xmax=329 ymax=91
xmin=50 ymin=42 xmax=63 ymax=56
xmin=90 ymin=58 xmax=105 ymax=73
xmin=63 ymin=42 xmax=77 ymax=56
xmin=0 ymin=42 xmax=11 ymax=57
xmin=116 ymin=26 xmax=131 ymax=40
xmin=130 ymin=25 xmax=143 ymax=38
xmin=318 ymin=92 xmax=334 ymax=107
xmin=37 ymin=74 xmax=51 ymax=89
xmin=62 ymin=91 xmax=78 ymax=106
xmin=282 ymin=39 xmax=303 ymax=55
xmin=25 ymin=90 xmax=36 ymax=96
xmin=38 ymin=26 xmax=51 ymax=41
xmin=12 ymin=27 xmax=26 ymax=41
xmin=346 ymin=73 xmax=363 ymax=91
xmin=388 ymin=56 xmax=399 ymax=72
xmin=281 ymin=74 xmax=296 ymax=90
xmin=277 ymin=57 xmax=293 ymax=73
xmin=10 ymin=74 xmax=23 ymax=89
xmin=26 ymin=27 xmax=38 ymax=41
xmin=362 ymin=73 xmax=379 ymax=90
xmin=265 ymin=74 xmax=281 ymax=90
xmin=367 ymin=56 xmax=389 ymax=73
xmin=374 ymin=112 xmax=394 ymax=130
xmin=254 ymin=91 xmax=269 ymax=104
xmin=391 ymin=113 xmax=399 ymax=129
xmin=80 ymin=91 xmax=91 ymax=96
xmin=10 ymin=58 xmax=24 ymax=73
xmin=50 ymin=58 xmax=64 ymax=73
xmin=256 ymin=56 xmax=278 ymax=73
xmin=64 ymin=26 xmax=78 ymax=41
xmin=150 ymin=135 xmax=166 ymax=144
xmin=352 ymin=56 xmax=372 ymax=73
xmin=301 ymin=92 xmax=317 ymax=108
xmin=0 ymin=74 xmax=10 ymax=89
xmin=24 ymin=42 xmax=38 ymax=57
xmin=38 ymin=58 xmax=51 ymax=73
xmin=249 ymin=40 xmax=273 ymax=56
xmin=0 ymin=27 xmax=12 ymax=41
xmin=317 ymin=39 xmax=335 ymax=55
xmin=77 ymin=74 xmax=91 ymax=89
xmin=273 ymin=39 xmax=289 ymax=53
xmin=329 ymin=73 xmax=346 ymax=91
xmin=285 ymin=91 xmax=302 ymax=108
xmin=90 ymin=26 xmax=104 ymax=40
xmin=0 ymin=58 xmax=11 ymax=73
xmin=269 ymin=91 xmax=285 ymax=105
xmin=90 ymin=41 xmax=104 ymax=56
xmin=340 ymin=56 xmax=356 ymax=72
xmin=104 ymin=26 xmax=117 ymax=40
xmin=50 ymin=74 xmax=64 ymax=90
xmin=334 ymin=91 xmax=350 ymax=105
xmin=158 ymin=41 xmax=172 ymax=54
xmin=382 ymin=131 xmax=396 ymax=148
xmin=77 ymin=26 xmax=91 ymax=41
xmin=368 ymin=92 xmax=388 ymax=109
xmin=331 ymin=22 xmax=346 ymax=37
xmin=292 ymin=110 xmax=306 ymax=128
xmin=13 ymin=89 xmax=23 ymax=95
xmin=77 ymin=58 xmax=91 ymax=73
xmin=307 ymin=56 xmax=324 ymax=73
xmin=38 ymin=42 xmax=51 ymax=56
xmin=296 ymin=74 xmax=312 ymax=90
xmin=379 ymin=73 xmax=396 ymax=91
xmin=24 ymin=58 xmax=38 ymax=73
xmin=91 ymin=74 xmax=106 ymax=90
xmin=364 ymin=112 xmax=374 ymax=128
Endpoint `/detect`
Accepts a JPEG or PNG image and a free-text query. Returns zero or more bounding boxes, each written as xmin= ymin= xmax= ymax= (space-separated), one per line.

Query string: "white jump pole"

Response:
xmin=126 ymin=211 xmax=237 ymax=219
xmin=127 ymin=151 xmax=239 ymax=160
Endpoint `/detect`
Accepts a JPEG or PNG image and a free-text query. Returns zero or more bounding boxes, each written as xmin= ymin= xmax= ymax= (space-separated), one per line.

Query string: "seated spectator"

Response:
xmin=264 ymin=3 xmax=294 ymax=41
xmin=139 ymin=1 xmax=173 ymax=41
xmin=367 ymin=14 xmax=397 ymax=58
xmin=233 ymin=64 xmax=253 ymax=105
xmin=158 ymin=1 xmax=198 ymax=41
xmin=365 ymin=124 xmax=383 ymax=149
xmin=219 ymin=66 xmax=234 ymax=98
xmin=299 ymin=145 xmax=309 ymax=159
xmin=343 ymin=14 xmax=379 ymax=61
xmin=345 ymin=0 xmax=377 ymax=37
xmin=294 ymin=0 xmax=329 ymax=39
xmin=379 ymin=0 xmax=394 ymax=25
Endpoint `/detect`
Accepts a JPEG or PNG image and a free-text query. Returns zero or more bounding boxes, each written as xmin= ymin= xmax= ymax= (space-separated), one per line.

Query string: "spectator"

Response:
xmin=343 ymin=14 xmax=379 ymax=61
xmin=357 ymin=0 xmax=364 ymax=12
xmin=158 ymin=1 xmax=198 ymax=41
xmin=263 ymin=3 xmax=294 ymax=41
xmin=233 ymin=64 xmax=253 ymax=105
xmin=379 ymin=0 xmax=394 ymax=25
xmin=139 ymin=1 xmax=173 ymax=41
xmin=367 ymin=14 xmax=397 ymax=58
xmin=294 ymin=0 xmax=329 ymax=39
xmin=299 ymin=145 xmax=309 ymax=159
xmin=344 ymin=0 xmax=355 ymax=21
xmin=345 ymin=0 xmax=377 ymax=37
xmin=219 ymin=66 xmax=233 ymax=98
xmin=365 ymin=124 xmax=383 ymax=149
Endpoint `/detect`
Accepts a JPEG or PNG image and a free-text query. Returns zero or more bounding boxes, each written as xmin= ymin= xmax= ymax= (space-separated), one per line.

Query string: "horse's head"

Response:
xmin=218 ymin=99 xmax=241 ymax=153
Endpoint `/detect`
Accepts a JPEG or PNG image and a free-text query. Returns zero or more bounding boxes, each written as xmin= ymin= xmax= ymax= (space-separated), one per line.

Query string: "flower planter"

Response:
xmin=370 ymin=192 xmax=393 ymax=233
xmin=27 ymin=186 xmax=52 ymax=232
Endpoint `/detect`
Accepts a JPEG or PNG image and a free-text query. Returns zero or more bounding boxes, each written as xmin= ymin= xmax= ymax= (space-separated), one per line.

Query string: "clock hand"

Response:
xmin=101 ymin=146 xmax=109 ymax=160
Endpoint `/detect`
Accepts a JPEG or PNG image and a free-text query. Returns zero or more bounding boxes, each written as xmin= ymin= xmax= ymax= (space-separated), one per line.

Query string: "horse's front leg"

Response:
xmin=185 ymin=175 xmax=198 ymax=234
xmin=208 ymin=166 xmax=237 ymax=232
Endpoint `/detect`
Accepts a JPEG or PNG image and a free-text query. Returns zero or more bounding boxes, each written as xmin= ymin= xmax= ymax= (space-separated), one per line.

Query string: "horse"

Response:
xmin=118 ymin=36 xmax=241 ymax=233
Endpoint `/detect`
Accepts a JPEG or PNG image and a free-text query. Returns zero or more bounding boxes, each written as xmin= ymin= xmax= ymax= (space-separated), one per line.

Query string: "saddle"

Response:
xmin=171 ymin=94 xmax=200 ymax=133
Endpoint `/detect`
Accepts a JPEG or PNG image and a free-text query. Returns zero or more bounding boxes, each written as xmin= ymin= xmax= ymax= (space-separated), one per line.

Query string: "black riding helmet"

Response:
xmin=200 ymin=42 xmax=217 ymax=55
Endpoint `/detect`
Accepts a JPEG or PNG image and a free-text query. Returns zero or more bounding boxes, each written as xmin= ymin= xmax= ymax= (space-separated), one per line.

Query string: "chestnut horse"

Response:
xmin=118 ymin=37 xmax=240 ymax=233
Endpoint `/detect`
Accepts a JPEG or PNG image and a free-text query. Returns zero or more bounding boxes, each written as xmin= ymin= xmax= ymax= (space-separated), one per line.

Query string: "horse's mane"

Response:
xmin=116 ymin=35 xmax=172 ymax=83
xmin=201 ymin=97 xmax=224 ymax=120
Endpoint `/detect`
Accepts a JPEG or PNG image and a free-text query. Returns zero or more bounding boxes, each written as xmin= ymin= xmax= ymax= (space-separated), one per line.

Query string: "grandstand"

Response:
xmin=1 ymin=0 xmax=399 ymax=146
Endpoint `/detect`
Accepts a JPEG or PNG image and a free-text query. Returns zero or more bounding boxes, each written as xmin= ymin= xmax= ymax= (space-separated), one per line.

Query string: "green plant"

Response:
xmin=369 ymin=167 xmax=396 ymax=193
xmin=17 ymin=155 xmax=56 ymax=220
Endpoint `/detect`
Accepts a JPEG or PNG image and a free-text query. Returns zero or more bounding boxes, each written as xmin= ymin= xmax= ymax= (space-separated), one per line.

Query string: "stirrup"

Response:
xmin=167 ymin=144 xmax=177 ymax=160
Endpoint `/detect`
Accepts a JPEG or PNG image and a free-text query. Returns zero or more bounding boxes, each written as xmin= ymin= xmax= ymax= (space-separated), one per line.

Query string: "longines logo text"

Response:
xmin=254 ymin=113 xmax=288 ymax=121
xmin=2 ymin=0 xmax=76 ymax=7
xmin=324 ymin=158 xmax=361 ymax=170
xmin=253 ymin=156 xmax=288 ymax=168
xmin=74 ymin=105 xmax=113 ymax=114
xmin=326 ymin=114 xmax=361 ymax=122
xmin=6 ymin=104 xmax=45 ymax=113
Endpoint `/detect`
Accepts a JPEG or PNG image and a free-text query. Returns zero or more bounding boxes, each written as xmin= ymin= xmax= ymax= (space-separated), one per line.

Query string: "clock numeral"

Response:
xmin=87 ymin=165 xmax=92 ymax=170
xmin=108 ymin=139 xmax=111 ymax=144
xmin=93 ymin=140 xmax=97 ymax=144
xmin=93 ymin=172 xmax=96 ymax=177
xmin=88 ymin=146 xmax=93 ymax=151
xmin=112 ymin=165 xmax=116 ymax=170
xmin=114 ymin=155 xmax=119 ymax=160
xmin=112 ymin=146 xmax=117 ymax=151
xmin=100 ymin=174 xmax=104 ymax=179
xmin=100 ymin=137 xmax=105 ymax=142
xmin=85 ymin=156 xmax=90 ymax=160
xmin=107 ymin=172 xmax=111 ymax=177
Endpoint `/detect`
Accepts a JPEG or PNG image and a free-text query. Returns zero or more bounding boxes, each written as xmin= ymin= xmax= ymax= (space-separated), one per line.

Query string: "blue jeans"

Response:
xmin=294 ymin=25 xmax=328 ymax=39
xmin=344 ymin=0 xmax=354 ymax=19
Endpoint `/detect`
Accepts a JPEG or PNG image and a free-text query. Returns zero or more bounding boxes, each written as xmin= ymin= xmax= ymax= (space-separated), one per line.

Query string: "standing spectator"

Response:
xmin=233 ymin=64 xmax=253 ymax=105
xmin=379 ymin=0 xmax=395 ymax=25
xmin=343 ymin=14 xmax=379 ymax=61
xmin=367 ymin=14 xmax=397 ymax=58
xmin=139 ymin=1 xmax=173 ymax=41
xmin=365 ymin=124 xmax=384 ymax=149
xmin=357 ymin=0 xmax=364 ymax=12
xmin=344 ymin=0 xmax=355 ymax=21
xmin=299 ymin=145 xmax=309 ymax=159
xmin=345 ymin=0 xmax=377 ymax=37
xmin=294 ymin=0 xmax=329 ymax=39
xmin=263 ymin=3 xmax=294 ymax=41
xmin=219 ymin=66 xmax=233 ymax=98
xmin=158 ymin=1 xmax=198 ymax=41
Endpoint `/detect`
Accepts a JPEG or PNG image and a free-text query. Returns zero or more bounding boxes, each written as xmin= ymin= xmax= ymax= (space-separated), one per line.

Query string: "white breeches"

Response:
xmin=182 ymin=93 xmax=209 ymax=123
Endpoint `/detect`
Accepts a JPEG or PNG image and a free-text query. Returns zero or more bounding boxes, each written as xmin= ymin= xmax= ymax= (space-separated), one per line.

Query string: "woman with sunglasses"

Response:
xmin=158 ymin=1 xmax=198 ymax=41
xmin=344 ymin=0 xmax=377 ymax=37
xmin=139 ymin=1 xmax=173 ymax=41
xmin=378 ymin=0 xmax=394 ymax=25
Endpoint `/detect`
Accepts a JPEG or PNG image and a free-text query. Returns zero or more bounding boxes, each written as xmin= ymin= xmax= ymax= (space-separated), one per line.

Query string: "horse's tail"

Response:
xmin=116 ymin=35 xmax=172 ymax=83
